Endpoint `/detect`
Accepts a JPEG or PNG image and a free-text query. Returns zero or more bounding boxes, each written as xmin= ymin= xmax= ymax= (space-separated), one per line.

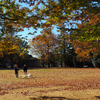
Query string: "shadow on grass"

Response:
xmin=19 ymin=76 xmax=39 ymax=79
xmin=95 ymin=96 xmax=100 ymax=99
xmin=30 ymin=96 xmax=80 ymax=100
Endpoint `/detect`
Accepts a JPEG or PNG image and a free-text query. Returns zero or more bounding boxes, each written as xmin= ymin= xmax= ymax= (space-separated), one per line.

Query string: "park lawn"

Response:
xmin=0 ymin=68 xmax=100 ymax=100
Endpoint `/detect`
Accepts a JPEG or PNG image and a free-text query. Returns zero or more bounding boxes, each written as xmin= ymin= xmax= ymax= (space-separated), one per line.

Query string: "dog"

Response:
xmin=22 ymin=74 xmax=27 ymax=78
xmin=27 ymin=73 xmax=33 ymax=78
xmin=22 ymin=73 xmax=33 ymax=78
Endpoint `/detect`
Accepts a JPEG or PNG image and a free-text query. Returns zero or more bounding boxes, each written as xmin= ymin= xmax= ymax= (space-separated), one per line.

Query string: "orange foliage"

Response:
xmin=70 ymin=11 xmax=100 ymax=61
xmin=0 ymin=40 xmax=19 ymax=57
xmin=72 ymin=39 xmax=100 ymax=61
xmin=31 ymin=33 xmax=57 ymax=63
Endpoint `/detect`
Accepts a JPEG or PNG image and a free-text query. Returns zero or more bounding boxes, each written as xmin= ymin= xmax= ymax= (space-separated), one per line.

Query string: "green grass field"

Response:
xmin=0 ymin=68 xmax=100 ymax=100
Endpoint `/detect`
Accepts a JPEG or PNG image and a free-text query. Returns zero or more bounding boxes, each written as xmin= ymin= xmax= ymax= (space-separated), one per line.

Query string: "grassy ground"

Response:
xmin=0 ymin=68 xmax=100 ymax=100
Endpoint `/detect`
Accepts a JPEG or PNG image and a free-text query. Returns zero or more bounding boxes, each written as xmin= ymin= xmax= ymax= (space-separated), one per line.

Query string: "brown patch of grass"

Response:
xmin=0 ymin=68 xmax=100 ymax=91
xmin=0 ymin=68 xmax=100 ymax=100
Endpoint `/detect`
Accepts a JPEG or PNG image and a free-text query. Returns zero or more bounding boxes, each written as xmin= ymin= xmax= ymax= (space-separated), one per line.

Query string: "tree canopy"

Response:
xmin=0 ymin=0 xmax=100 ymax=67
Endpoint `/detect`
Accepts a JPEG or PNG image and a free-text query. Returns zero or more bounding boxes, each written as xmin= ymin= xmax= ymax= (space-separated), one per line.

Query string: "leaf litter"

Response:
xmin=0 ymin=68 xmax=100 ymax=96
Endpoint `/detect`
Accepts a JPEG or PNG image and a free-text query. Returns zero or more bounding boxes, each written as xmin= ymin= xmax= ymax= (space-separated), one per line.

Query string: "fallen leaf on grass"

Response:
xmin=0 ymin=91 xmax=8 ymax=95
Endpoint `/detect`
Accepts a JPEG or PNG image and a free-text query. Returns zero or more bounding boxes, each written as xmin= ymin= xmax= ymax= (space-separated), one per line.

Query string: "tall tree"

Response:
xmin=0 ymin=0 xmax=34 ymax=67
xmin=30 ymin=28 xmax=57 ymax=68
xmin=0 ymin=34 xmax=30 ymax=68
xmin=56 ymin=32 xmax=76 ymax=67
xmin=20 ymin=0 xmax=100 ymax=56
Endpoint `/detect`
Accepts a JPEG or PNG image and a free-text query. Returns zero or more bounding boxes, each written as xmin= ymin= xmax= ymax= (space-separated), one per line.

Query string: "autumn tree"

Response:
xmin=5 ymin=0 xmax=98 ymax=67
xmin=0 ymin=0 xmax=40 ymax=40
xmin=30 ymin=28 xmax=57 ymax=68
xmin=55 ymin=32 xmax=76 ymax=67
xmin=20 ymin=0 xmax=100 ymax=57
xmin=92 ymin=52 xmax=100 ymax=67
xmin=22 ymin=0 xmax=100 ymax=32
xmin=0 ymin=34 xmax=30 ymax=68
xmin=70 ymin=38 xmax=100 ymax=67
xmin=0 ymin=0 xmax=36 ymax=67
xmin=0 ymin=0 xmax=33 ymax=32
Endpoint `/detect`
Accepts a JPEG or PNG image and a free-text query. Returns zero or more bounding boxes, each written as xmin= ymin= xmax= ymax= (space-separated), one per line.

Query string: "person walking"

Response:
xmin=23 ymin=64 xmax=27 ymax=75
xmin=14 ymin=64 xmax=19 ymax=78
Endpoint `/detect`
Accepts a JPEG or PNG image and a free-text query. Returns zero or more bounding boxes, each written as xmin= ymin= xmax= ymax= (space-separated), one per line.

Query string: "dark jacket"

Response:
xmin=23 ymin=66 xmax=27 ymax=72
xmin=14 ymin=67 xmax=19 ymax=74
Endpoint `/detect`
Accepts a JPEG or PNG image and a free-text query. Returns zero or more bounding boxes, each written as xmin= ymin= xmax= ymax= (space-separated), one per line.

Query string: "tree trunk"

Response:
xmin=10 ymin=54 xmax=13 ymax=68
xmin=91 ymin=59 xmax=95 ymax=68
xmin=42 ymin=63 xmax=45 ymax=67
xmin=61 ymin=61 xmax=63 ymax=67
xmin=48 ymin=63 xmax=50 ymax=68
xmin=90 ymin=51 xmax=94 ymax=68
xmin=73 ymin=57 xmax=76 ymax=68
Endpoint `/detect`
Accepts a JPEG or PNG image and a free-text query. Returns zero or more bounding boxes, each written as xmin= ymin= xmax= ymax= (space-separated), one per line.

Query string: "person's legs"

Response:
xmin=24 ymin=71 xmax=27 ymax=75
xmin=16 ymin=73 xmax=18 ymax=78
